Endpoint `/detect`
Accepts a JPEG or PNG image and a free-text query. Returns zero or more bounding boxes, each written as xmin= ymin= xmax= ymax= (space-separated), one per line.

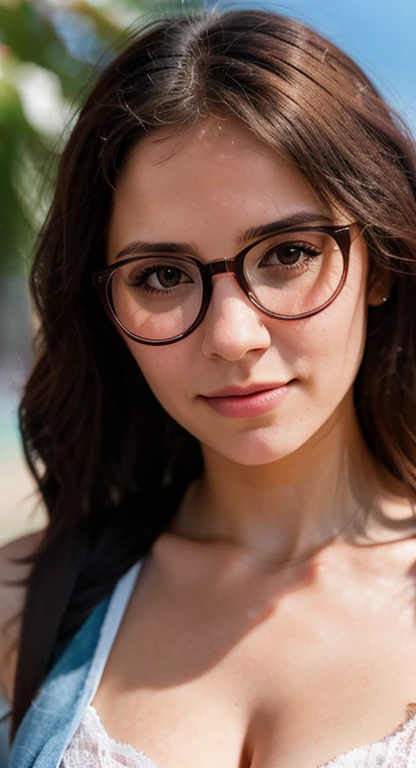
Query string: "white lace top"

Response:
xmin=61 ymin=703 xmax=416 ymax=768
xmin=59 ymin=563 xmax=416 ymax=768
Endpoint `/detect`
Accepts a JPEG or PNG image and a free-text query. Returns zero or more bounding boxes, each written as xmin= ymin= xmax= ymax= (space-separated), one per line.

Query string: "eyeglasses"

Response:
xmin=92 ymin=224 xmax=352 ymax=346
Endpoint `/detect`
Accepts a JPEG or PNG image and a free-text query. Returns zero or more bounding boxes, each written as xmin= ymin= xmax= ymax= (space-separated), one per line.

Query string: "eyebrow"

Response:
xmin=113 ymin=210 xmax=334 ymax=262
xmin=239 ymin=211 xmax=333 ymax=242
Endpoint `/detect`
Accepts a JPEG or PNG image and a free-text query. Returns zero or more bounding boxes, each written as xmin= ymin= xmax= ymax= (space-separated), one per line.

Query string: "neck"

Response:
xmin=171 ymin=398 xmax=407 ymax=565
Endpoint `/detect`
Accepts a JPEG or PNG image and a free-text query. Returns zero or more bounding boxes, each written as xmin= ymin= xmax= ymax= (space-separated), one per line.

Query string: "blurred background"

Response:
xmin=1 ymin=0 xmax=415 ymax=546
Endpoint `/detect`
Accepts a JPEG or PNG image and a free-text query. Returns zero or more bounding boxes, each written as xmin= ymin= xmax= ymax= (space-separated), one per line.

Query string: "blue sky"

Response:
xmin=214 ymin=0 xmax=416 ymax=135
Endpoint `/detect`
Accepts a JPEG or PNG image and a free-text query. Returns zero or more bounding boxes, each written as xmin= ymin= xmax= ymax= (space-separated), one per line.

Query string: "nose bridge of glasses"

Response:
xmin=206 ymin=258 xmax=237 ymax=277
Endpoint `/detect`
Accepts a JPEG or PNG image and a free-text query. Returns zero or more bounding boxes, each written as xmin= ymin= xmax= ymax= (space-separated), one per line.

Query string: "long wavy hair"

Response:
xmin=12 ymin=7 xmax=416 ymax=738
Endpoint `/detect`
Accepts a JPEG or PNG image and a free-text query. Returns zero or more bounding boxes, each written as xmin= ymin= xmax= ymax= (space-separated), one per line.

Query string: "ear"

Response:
xmin=367 ymin=265 xmax=394 ymax=307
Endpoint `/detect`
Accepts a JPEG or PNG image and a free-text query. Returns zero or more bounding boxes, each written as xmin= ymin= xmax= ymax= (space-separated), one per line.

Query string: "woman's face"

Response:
xmin=107 ymin=118 xmax=379 ymax=466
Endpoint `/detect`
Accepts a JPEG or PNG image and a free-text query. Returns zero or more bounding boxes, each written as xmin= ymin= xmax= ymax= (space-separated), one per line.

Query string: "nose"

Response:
xmin=200 ymin=274 xmax=271 ymax=361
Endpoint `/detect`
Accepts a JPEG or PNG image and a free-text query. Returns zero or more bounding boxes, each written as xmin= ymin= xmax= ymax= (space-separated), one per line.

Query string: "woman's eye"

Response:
xmin=261 ymin=243 xmax=320 ymax=267
xmin=148 ymin=266 xmax=186 ymax=289
xmin=130 ymin=264 xmax=193 ymax=290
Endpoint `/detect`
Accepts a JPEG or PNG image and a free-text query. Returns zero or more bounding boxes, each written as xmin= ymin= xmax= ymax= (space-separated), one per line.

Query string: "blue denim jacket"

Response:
xmin=3 ymin=562 xmax=141 ymax=768
xmin=0 ymin=690 xmax=10 ymax=768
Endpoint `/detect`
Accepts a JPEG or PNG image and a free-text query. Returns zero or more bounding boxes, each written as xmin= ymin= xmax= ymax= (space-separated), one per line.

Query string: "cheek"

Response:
xmin=290 ymin=266 xmax=369 ymax=394
xmin=125 ymin=339 xmax=193 ymax=408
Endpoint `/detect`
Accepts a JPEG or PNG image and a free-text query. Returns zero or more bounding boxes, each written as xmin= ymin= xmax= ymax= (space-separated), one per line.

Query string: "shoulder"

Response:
xmin=0 ymin=531 xmax=44 ymax=704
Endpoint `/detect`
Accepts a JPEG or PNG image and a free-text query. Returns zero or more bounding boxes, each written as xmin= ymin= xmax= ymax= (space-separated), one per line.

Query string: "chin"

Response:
xmin=202 ymin=424 xmax=311 ymax=466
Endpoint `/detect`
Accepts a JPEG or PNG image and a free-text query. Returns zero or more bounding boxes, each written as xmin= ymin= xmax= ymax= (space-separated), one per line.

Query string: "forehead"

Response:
xmin=107 ymin=117 xmax=333 ymax=258
xmin=126 ymin=117 xmax=281 ymax=177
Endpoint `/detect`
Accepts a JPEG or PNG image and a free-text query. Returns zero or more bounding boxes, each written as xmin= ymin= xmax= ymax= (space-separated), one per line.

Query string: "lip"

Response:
xmin=200 ymin=381 xmax=294 ymax=418
xmin=203 ymin=382 xmax=288 ymax=398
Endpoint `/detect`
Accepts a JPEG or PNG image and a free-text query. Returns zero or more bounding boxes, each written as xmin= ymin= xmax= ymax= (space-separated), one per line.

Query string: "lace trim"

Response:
xmin=62 ymin=703 xmax=416 ymax=768
xmin=320 ymin=704 xmax=416 ymax=767
xmin=61 ymin=705 xmax=161 ymax=768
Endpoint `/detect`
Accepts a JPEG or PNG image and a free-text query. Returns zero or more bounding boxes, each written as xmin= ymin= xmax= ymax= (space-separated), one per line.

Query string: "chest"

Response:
xmin=91 ymin=552 xmax=416 ymax=768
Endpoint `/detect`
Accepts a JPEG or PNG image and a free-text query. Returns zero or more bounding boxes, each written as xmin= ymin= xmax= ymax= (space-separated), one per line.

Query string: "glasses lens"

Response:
xmin=244 ymin=230 xmax=345 ymax=316
xmin=109 ymin=255 xmax=203 ymax=341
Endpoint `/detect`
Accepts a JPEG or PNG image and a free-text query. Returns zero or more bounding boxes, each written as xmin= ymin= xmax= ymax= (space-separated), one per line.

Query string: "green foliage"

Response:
xmin=0 ymin=0 xmax=204 ymax=275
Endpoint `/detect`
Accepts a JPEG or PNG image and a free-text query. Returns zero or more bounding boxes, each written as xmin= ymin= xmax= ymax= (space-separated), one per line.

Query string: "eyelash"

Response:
xmin=259 ymin=242 xmax=322 ymax=269
xmin=128 ymin=265 xmax=191 ymax=295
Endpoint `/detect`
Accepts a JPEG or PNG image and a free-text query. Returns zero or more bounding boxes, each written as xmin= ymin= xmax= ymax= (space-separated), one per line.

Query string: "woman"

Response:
xmin=1 ymin=6 xmax=416 ymax=767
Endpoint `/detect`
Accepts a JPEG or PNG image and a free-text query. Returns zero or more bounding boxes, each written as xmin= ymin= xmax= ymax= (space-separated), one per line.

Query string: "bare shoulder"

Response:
xmin=0 ymin=530 xmax=44 ymax=703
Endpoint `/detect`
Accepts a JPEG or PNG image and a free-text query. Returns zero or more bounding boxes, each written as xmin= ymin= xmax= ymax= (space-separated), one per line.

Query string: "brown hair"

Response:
xmin=13 ymin=7 xmax=416 ymax=737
